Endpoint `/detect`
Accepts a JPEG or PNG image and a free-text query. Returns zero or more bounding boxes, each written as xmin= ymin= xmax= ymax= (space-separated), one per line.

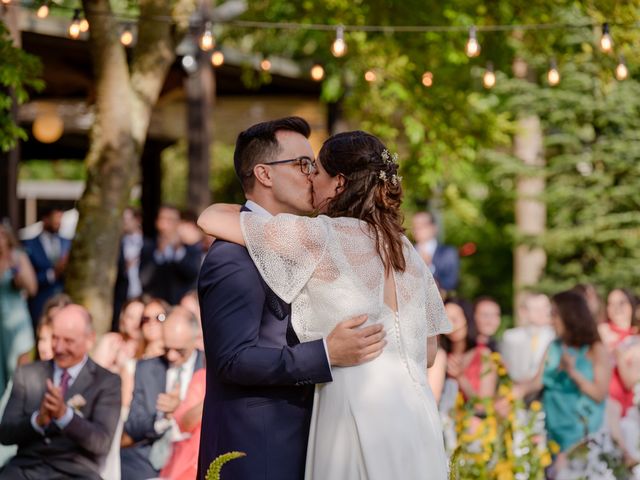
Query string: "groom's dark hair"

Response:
xmin=234 ymin=116 xmax=311 ymax=192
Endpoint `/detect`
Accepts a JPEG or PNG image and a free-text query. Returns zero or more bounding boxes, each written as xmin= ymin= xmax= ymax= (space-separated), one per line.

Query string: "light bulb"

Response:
xmin=120 ymin=28 xmax=133 ymax=46
xmin=36 ymin=3 xmax=50 ymax=18
xmin=421 ymin=71 xmax=433 ymax=87
xmin=364 ymin=70 xmax=377 ymax=82
xmin=465 ymin=27 xmax=481 ymax=57
xmin=182 ymin=54 xmax=197 ymax=74
xmin=1 ymin=0 xmax=11 ymax=5
xmin=69 ymin=10 xmax=81 ymax=39
xmin=310 ymin=64 xmax=325 ymax=81
xmin=600 ymin=23 xmax=613 ymax=53
xmin=616 ymin=57 xmax=628 ymax=81
xmin=547 ymin=60 xmax=560 ymax=86
xmin=199 ymin=22 xmax=215 ymax=51
xmin=260 ymin=59 xmax=272 ymax=72
xmin=331 ymin=26 xmax=347 ymax=58
xmin=483 ymin=63 xmax=496 ymax=89
xmin=211 ymin=51 xmax=224 ymax=67
xmin=79 ymin=17 xmax=89 ymax=33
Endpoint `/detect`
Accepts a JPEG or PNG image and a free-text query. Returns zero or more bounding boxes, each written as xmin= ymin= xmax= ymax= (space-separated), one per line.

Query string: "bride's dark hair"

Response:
xmin=318 ymin=131 xmax=405 ymax=273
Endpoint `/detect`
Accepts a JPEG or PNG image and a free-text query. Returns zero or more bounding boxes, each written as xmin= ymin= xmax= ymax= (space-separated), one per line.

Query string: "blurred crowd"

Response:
xmin=0 ymin=206 xmax=208 ymax=480
xmin=0 ymin=207 xmax=639 ymax=479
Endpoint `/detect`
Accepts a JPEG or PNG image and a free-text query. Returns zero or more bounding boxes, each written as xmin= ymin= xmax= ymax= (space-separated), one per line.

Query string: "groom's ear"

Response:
xmin=253 ymin=164 xmax=274 ymax=188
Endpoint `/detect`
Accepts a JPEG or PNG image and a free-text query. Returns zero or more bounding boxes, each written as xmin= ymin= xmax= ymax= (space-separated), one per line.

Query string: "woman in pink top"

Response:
xmin=160 ymin=368 xmax=207 ymax=480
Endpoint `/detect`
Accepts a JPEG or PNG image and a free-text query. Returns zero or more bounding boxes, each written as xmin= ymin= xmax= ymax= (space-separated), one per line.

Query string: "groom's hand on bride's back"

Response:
xmin=327 ymin=315 xmax=386 ymax=367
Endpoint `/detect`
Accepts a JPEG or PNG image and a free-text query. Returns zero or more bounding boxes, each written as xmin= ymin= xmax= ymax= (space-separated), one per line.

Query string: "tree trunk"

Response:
xmin=513 ymin=115 xmax=546 ymax=325
xmin=66 ymin=0 xmax=192 ymax=334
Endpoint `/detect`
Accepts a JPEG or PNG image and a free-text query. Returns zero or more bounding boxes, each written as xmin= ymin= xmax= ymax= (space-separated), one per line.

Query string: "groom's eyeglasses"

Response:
xmin=263 ymin=156 xmax=317 ymax=175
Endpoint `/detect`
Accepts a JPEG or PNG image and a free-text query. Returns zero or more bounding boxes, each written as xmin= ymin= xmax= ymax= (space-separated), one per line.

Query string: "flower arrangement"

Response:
xmin=448 ymin=352 xmax=552 ymax=480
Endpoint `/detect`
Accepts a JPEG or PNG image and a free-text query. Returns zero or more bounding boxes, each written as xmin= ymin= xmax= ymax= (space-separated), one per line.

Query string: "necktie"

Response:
xmin=60 ymin=369 xmax=71 ymax=397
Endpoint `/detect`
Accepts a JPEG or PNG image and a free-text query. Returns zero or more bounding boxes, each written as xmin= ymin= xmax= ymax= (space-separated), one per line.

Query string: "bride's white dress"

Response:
xmin=240 ymin=212 xmax=452 ymax=479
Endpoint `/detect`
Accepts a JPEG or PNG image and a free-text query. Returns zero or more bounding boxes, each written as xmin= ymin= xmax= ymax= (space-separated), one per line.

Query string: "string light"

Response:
xmin=199 ymin=21 xmax=215 ymax=51
xmin=547 ymin=59 xmax=560 ymax=86
xmin=211 ymin=50 xmax=225 ymax=67
xmin=331 ymin=26 xmax=347 ymax=58
xmin=483 ymin=62 xmax=496 ymax=88
xmin=364 ymin=69 xmax=377 ymax=82
xmin=260 ymin=58 xmax=272 ymax=71
xmin=600 ymin=23 xmax=613 ymax=53
xmin=421 ymin=71 xmax=433 ymax=87
xmin=465 ymin=26 xmax=481 ymax=57
xmin=310 ymin=64 xmax=325 ymax=81
xmin=1 ymin=0 xmax=11 ymax=5
xmin=120 ymin=26 xmax=134 ymax=46
xmin=36 ymin=1 xmax=50 ymax=19
xmin=181 ymin=54 xmax=197 ymax=74
xmin=68 ymin=9 xmax=81 ymax=39
xmin=615 ymin=55 xmax=628 ymax=81
xmin=79 ymin=15 xmax=89 ymax=33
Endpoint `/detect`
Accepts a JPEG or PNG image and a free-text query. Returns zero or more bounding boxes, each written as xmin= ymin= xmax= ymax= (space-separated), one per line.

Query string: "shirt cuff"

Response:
xmin=154 ymin=417 xmax=173 ymax=435
xmin=321 ymin=337 xmax=333 ymax=373
xmin=53 ymin=407 xmax=74 ymax=430
xmin=30 ymin=411 xmax=46 ymax=435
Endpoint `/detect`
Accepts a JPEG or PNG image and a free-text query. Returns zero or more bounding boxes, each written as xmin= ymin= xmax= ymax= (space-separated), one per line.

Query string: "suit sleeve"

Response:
xmin=199 ymin=242 xmax=332 ymax=387
xmin=60 ymin=371 xmax=121 ymax=456
xmin=0 ymin=367 xmax=45 ymax=446
xmin=437 ymin=246 xmax=460 ymax=291
xmin=124 ymin=361 xmax=162 ymax=443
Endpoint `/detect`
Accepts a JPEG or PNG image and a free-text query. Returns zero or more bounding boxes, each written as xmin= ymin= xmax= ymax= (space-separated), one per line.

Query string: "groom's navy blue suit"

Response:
xmin=197 ymin=207 xmax=333 ymax=480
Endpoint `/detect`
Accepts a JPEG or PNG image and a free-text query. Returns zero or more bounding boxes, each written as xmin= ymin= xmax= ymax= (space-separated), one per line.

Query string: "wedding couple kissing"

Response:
xmin=196 ymin=117 xmax=452 ymax=479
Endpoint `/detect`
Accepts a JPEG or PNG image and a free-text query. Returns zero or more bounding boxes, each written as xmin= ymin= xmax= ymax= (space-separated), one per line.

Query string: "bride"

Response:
xmin=198 ymin=130 xmax=451 ymax=479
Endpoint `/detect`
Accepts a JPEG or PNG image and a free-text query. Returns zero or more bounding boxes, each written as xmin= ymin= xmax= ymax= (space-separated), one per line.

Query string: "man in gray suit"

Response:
xmin=121 ymin=306 xmax=204 ymax=480
xmin=0 ymin=304 xmax=121 ymax=479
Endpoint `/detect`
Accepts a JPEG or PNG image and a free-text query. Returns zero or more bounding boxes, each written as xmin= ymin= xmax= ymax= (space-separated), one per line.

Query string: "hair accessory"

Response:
xmin=381 ymin=149 xmax=399 ymax=165
xmin=377 ymin=149 xmax=401 ymax=186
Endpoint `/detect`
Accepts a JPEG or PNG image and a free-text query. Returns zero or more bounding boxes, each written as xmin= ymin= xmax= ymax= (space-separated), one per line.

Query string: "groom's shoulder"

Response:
xmin=202 ymin=239 xmax=251 ymax=265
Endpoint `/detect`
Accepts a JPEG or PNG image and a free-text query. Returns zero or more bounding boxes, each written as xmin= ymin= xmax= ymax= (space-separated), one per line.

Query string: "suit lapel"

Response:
xmin=65 ymin=359 xmax=95 ymax=401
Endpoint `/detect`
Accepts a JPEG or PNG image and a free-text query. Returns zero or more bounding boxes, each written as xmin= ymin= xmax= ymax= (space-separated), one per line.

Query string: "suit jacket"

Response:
xmin=432 ymin=243 xmax=460 ymax=291
xmin=139 ymin=238 xmax=201 ymax=305
xmin=22 ymin=234 xmax=72 ymax=324
xmin=0 ymin=359 xmax=121 ymax=478
xmin=124 ymin=352 xmax=204 ymax=459
xmin=197 ymin=224 xmax=333 ymax=480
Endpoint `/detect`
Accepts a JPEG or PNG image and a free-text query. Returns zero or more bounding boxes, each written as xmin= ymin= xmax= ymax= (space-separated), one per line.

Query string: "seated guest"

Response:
xmin=137 ymin=296 xmax=170 ymax=360
xmin=500 ymin=292 xmax=555 ymax=382
xmin=0 ymin=304 xmax=121 ymax=480
xmin=515 ymin=291 xmax=610 ymax=472
xmin=473 ymin=296 xmax=501 ymax=351
xmin=120 ymin=306 xmax=204 ymax=480
xmin=159 ymin=367 xmax=206 ymax=480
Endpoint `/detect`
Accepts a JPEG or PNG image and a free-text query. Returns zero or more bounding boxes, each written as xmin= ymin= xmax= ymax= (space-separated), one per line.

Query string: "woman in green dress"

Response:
xmin=515 ymin=290 xmax=611 ymax=473
xmin=0 ymin=225 xmax=37 ymax=397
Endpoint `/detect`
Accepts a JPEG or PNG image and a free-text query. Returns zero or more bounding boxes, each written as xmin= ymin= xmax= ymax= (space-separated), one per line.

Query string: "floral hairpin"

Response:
xmin=381 ymin=149 xmax=399 ymax=165
xmin=378 ymin=149 xmax=402 ymax=185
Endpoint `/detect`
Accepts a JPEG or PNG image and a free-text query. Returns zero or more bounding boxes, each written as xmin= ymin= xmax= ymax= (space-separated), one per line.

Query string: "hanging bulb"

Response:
xmin=483 ymin=62 xmax=496 ymax=89
xmin=310 ymin=64 xmax=325 ymax=81
xmin=600 ymin=23 xmax=613 ymax=53
xmin=260 ymin=58 xmax=272 ymax=72
xmin=331 ymin=26 xmax=347 ymax=58
xmin=421 ymin=71 xmax=433 ymax=87
xmin=547 ymin=59 xmax=560 ymax=86
xmin=120 ymin=26 xmax=134 ymax=46
xmin=79 ymin=16 xmax=89 ymax=33
xmin=68 ymin=9 xmax=81 ymax=39
xmin=615 ymin=56 xmax=628 ymax=81
xmin=364 ymin=69 xmax=377 ymax=82
xmin=211 ymin=51 xmax=225 ymax=67
xmin=199 ymin=21 xmax=215 ymax=51
xmin=1 ymin=0 xmax=11 ymax=5
xmin=36 ymin=2 xmax=50 ymax=18
xmin=465 ymin=26 xmax=481 ymax=57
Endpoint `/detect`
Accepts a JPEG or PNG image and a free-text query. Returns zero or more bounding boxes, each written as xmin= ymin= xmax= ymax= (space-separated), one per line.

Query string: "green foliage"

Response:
xmin=205 ymin=451 xmax=246 ymax=480
xmin=0 ymin=21 xmax=44 ymax=152
xmin=19 ymin=159 xmax=86 ymax=180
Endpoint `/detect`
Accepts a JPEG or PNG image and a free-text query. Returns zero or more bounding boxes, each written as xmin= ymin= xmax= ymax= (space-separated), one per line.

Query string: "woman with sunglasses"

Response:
xmin=198 ymin=131 xmax=451 ymax=479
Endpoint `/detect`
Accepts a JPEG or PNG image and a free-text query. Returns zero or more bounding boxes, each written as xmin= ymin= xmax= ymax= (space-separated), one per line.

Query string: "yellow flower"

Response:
xmin=530 ymin=400 xmax=542 ymax=412
xmin=548 ymin=440 xmax=561 ymax=454
xmin=541 ymin=452 xmax=552 ymax=467
xmin=498 ymin=366 xmax=507 ymax=376
xmin=490 ymin=352 xmax=502 ymax=362
xmin=498 ymin=384 xmax=510 ymax=397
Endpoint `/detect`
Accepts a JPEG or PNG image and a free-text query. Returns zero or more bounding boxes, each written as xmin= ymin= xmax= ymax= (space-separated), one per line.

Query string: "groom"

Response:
xmin=197 ymin=117 xmax=386 ymax=479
